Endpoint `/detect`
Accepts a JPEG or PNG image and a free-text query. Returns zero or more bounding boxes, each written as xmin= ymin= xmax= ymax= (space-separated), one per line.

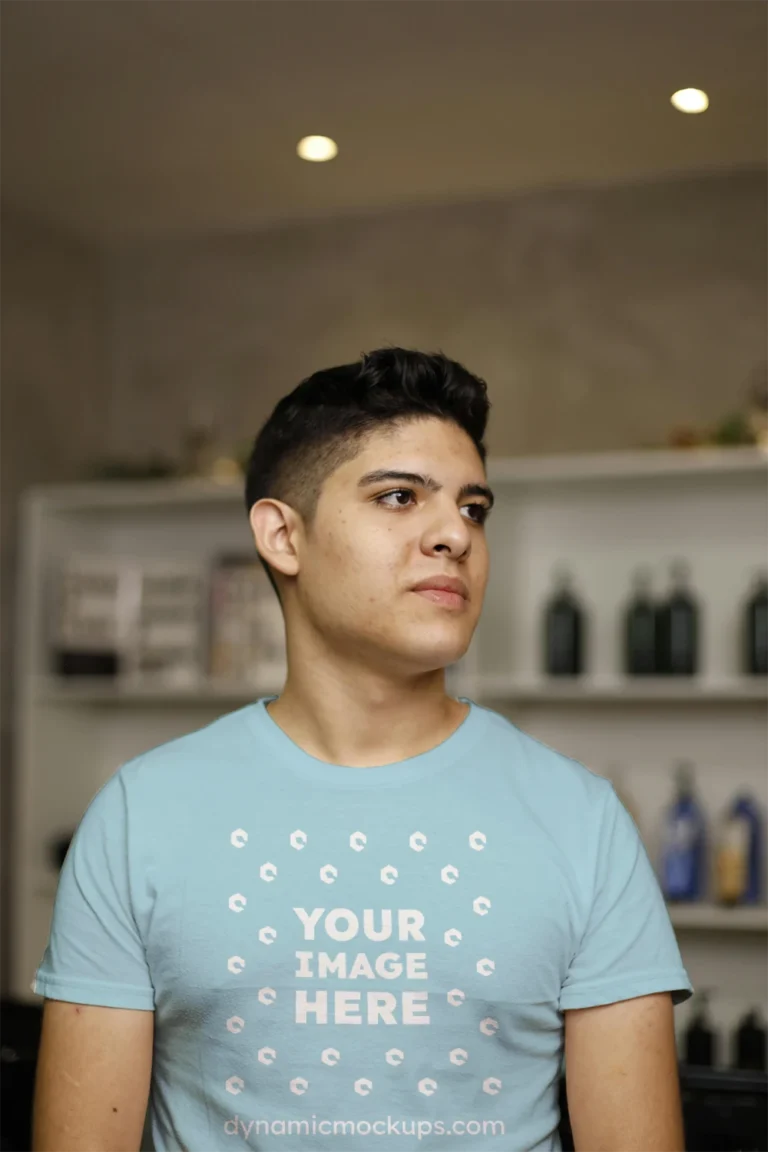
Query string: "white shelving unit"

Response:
xmin=667 ymin=904 xmax=768 ymax=933
xmin=12 ymin=446 xmax=768 ymax=1049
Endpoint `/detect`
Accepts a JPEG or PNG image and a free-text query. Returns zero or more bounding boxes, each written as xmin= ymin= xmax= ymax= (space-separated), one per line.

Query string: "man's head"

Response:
xmin=244 ymin=348 xmax=492 ymax=677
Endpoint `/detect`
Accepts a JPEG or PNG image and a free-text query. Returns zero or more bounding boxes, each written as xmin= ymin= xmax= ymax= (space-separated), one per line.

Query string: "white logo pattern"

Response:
xmin=480 ymin=1017 xmax=499 ymax=1037
xmin=225 ymin=826 xmax=499 ymax=1100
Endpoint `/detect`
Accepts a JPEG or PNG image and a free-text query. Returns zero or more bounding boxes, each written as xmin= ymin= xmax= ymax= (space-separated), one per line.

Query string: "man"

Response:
xmin=32 ymin=348 xmax=691 ymax=1151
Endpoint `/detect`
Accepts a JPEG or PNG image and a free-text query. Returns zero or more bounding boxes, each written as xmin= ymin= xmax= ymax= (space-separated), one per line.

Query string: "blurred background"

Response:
xmin=1 ymin=1 xmax=767 ymax=1149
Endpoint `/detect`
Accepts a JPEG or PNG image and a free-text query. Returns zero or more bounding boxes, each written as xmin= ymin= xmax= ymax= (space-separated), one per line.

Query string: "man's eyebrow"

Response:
xmin=356 ymin=469 xmax=495 ymax=508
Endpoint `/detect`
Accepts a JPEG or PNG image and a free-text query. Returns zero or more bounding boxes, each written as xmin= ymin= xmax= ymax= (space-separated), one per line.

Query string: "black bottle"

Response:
xmin=744 ymin=572 xmax=768 ymax=676
xmin=656 ymin=560 xmax=699 ymax=676
xmin=623 ymin=568 xmax=656 ymax=675
xmin=732 ymin=1009 xmax=767 ymax=1071
xmin=683 ymin=991 xmax=717 ymax=1066
xmin=544 ymin=566 xmax=584 ymax=676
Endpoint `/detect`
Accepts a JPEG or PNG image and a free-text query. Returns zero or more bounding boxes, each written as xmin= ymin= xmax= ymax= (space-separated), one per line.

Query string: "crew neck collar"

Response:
xmin=243 ymin=695 xmax=487 ymax=790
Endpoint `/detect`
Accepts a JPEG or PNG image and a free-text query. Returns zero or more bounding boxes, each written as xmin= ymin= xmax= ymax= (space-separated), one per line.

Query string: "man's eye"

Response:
xmin=376 ymin=489 xmax=416 ymax=508
xmin=375 ymin=490 xmax=489 ymax=524
xmin=464 ymin=503 xmax=490 ymax=525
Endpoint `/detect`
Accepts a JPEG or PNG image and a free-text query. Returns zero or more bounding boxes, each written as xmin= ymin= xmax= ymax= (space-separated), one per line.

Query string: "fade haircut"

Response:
xmin=244 ymin=347 xmax=491 ymax=599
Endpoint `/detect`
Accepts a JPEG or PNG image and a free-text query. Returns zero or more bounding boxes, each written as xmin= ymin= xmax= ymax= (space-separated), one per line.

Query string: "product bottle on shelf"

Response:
xmin=714 ymin=793 xmax=763 ymax=906
xmin=656 ymin=560 xmax=699 ymax=676
xmin=623 ymin=567 xmax=656 ymax=676
xmin=660 ymin=761 xmax=706 ymax=902
xmin=743 ymin=571 xmax=768 ymax=676
xmin=543 ymin=565 xmax=585 ymax=677
xmin=683 ymin=991 xmax=717 ymax=1067
xmin=731 ymin=1009 xmax=767 ymax=1072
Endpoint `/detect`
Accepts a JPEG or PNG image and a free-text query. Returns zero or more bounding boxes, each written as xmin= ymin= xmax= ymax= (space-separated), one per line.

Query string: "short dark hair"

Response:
xmin=244 ymin=347 xmax=491 ymax=598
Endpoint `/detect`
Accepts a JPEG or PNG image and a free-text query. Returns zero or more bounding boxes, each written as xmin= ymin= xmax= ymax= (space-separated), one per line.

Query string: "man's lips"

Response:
xmin=413 ymin=587 xmax=467 ymax=609
xmin=410 ymin=576 xmax=469 ymax=610
xmin=410 ymin=576 xmax=469 ymax=599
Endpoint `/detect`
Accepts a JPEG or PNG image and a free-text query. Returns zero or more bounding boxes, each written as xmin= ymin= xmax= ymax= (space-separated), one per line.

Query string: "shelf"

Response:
xmin=667 ymin=904 xmax=768 ymax=932
xmin=22 ymin=476 xmax=244 ymax=513
xmin=37 ymin=676 xmax=282 ymax=706
xmin=27 ymin=876 xmax=768 ymax=936
xmin=475 ymin=675 xmax=768 ymax=704
xmin=486 ymin=445 xmax=767 ymax=485
xmin=35 ymin=674 xmax=768 ymax=707
xmin=23 ymin=447 xmax=768 ymax=513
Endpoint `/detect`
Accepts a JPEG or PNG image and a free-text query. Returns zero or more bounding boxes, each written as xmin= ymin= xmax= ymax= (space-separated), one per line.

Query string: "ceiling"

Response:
xmin=1 ymin=0 xmax=766 ymax=240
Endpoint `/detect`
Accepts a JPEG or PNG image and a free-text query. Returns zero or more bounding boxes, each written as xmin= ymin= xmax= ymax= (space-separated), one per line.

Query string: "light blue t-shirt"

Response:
xmin=35 ymin=697 xmax=692 ymax=1151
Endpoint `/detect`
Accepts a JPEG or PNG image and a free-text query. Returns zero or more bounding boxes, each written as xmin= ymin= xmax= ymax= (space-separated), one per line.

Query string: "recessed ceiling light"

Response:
xmin=297 ymin=136 xmax=338 ymax=162
xmin=670 ymin=88 xmax=709 ymax=114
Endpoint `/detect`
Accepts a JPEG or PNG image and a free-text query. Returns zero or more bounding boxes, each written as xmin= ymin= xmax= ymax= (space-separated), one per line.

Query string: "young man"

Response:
xmin=32 ymin=349 xmax=692 ymax=1151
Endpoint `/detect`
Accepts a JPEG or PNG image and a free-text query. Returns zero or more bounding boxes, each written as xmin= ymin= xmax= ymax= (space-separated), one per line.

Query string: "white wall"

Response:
xmin=107 ymin=168 xmax=767 ymax=461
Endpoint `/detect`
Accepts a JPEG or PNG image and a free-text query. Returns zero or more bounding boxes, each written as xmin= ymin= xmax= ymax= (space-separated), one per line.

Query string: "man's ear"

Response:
xmin=249 ymin=498 xmax=302 ymax=580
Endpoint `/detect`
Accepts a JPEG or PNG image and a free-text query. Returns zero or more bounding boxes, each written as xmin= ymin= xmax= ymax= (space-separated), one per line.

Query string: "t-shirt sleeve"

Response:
xmin=559 ymin=781 xmax=693 ymax=1011
xmin=32 ymin=769 xmax=155 ymax=1010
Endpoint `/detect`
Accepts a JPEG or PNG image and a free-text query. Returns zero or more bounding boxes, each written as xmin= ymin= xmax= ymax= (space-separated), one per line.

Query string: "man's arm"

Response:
xmin=33 ymin=999 xmax=154 ymax=1152
xmin=564 ymin=992 xmax=685 ymax=1152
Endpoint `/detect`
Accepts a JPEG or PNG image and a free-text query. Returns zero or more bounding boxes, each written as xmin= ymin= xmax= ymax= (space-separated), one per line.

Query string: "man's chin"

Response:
xmin=396 ymin=635 xmax=471 ymax=674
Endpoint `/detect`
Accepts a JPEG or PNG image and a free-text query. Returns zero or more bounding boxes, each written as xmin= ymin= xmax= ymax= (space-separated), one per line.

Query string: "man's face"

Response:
xmin=290 ymin=417 xmax=492 ymax=676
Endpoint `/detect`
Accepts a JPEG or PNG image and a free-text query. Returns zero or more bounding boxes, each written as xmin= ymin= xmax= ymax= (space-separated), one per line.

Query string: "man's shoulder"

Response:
xmin=476 ymin=700 xmax=612 ymax=804
xmin=116 ymin=702 xmax=259 ymax=790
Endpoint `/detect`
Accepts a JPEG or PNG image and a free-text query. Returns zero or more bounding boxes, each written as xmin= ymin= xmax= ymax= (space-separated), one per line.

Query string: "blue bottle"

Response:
xmin=715 ymin=794 xmax=763 ymax=905
xmin=661 ymin=761 xmax=706 ymax=902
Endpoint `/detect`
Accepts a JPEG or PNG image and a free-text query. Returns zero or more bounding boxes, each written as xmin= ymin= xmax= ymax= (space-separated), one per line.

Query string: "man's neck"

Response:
xmin=265 ymin=673 xmax=468 ymax=768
